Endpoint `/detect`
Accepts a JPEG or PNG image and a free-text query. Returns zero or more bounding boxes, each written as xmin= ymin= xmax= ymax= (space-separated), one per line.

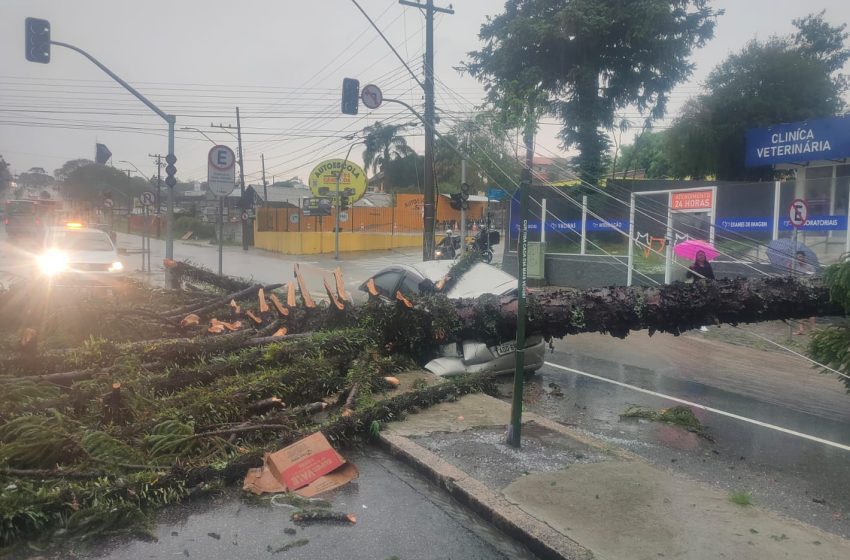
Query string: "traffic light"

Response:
xmin=341 ymin=78 xmax=360 ymax=115
xmin=340 ymin=195 xmax=350 ymax=210
xmin=25 ymin=18 xmax=51 ymax=64
xmin=460 ymin=181 xmax=470 ymax=201
xmin=449 ymin=193 xmax=462 ymax=210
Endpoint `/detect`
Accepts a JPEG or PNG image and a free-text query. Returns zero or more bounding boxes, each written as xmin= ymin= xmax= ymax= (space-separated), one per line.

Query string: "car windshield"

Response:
xmin=6 ymin=201 xmax=36 ymax=215
xmin=48 ymin=230 xmax=113 ymax=251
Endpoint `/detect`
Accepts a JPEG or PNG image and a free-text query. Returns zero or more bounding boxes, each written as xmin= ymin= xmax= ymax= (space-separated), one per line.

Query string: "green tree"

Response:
xmin=17 ymin=167 xmax=54 ymax=188
xmin=667 ymin=12 xmax=849 ymax=180
xmin=613 ymin=131 xmax=674 ymax=179
xmin=362 ymin=122 xmax=415 ymax=192
xmin=62 ymin=163 xmax=149 ymax=204
xmin=434 ymin=116 xmax=523 ymax=195
xmin=384 ymin=153 xmax=424 ymax=192
xmin=54 ymin=158 xmax=95 ymax=182
xmin=810 ymin=258 xmax=850 ymax=392
xmin=0 ymin=155 xmax=11 ymax=192
xmin=467 ymin=0 xmax=719 ymax=183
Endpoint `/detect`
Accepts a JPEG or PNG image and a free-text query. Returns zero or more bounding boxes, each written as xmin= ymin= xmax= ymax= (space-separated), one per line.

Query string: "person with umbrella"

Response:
xmin=686 ymin=250 xmax=715 ymax=281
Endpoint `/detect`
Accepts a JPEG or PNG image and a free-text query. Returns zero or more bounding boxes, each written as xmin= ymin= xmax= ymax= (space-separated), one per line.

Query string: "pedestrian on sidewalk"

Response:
xmin=686 ymin=250 xmax=715 ymax=281
xmin=687 ymin=250 xmax=715 ymax=332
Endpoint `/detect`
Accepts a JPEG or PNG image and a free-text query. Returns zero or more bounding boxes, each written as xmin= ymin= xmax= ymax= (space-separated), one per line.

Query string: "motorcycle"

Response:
xmin=435 ymin=234 xmax=460 ymax=260
xmin=467 ymin=228 xmax=500 ymax=263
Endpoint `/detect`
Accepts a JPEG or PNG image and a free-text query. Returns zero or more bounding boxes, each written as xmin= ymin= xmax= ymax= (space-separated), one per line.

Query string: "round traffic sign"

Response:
xmin=360 ymin=84 xmax=383 ymax=110
xmin=140 ymin=191 xmax=155 ymax=207
xmin=103 ymin=198 xmax=114 ymax=209
xmin=208 ymin=145 xmax=235 ymax=171
xmin=339 ymin=210 xmax=349 ymax=222
xmin=289 ymin=213 xmax=300 ymax=224
xmin=241 ymin=211 xmax=249 ymax=221
xmin=789 ymin=198 xmax=808 ymax=228
xmin=165 ymin=154 xmax=177 ymax=165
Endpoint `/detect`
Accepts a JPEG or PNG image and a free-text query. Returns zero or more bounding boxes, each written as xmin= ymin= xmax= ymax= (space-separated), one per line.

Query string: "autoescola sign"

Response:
xmin=308 ymin=159 xmax=367 ymax=203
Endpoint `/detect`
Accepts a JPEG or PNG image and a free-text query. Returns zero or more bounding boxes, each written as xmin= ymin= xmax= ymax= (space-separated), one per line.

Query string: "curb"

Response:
xmin=377 ymin=432 xmax=594 ymax=560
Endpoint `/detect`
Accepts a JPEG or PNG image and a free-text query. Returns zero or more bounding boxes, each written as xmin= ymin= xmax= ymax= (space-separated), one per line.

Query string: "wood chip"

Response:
xmin=395 ymin=290 xmax=414 ymax=308
xmin=258 ymin=288 xmax=270 ymax=314
xmin=246 ymin=310 xmax=263 ymax=325
xmin=383 ymin=376 xmax=401 ymax=387
xmin=229 ymin=299 xmax=241 ymax=315
xmin=334 ymin=267 xmax=349 ymax=301
xmin=323 ymin=276 xmax=345 ymax=310
xmin=180 ymin=314 xmax=200 ymax=328
xmin=366 ymin=278 xmax=378 ymax=297
xmin=294 ymin=264 xmax=315 ymax=308
xmin=272 ymin=327 xmax=288 ymax=337
xmin=269 ymin=293 xmax=289 ymax=316
xmin=286 ymin=282 xmax=296 ymax=308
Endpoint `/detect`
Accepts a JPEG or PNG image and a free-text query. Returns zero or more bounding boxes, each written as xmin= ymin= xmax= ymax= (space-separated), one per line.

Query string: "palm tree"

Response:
xmin=362 ymin=122 xmax=414 ymax=192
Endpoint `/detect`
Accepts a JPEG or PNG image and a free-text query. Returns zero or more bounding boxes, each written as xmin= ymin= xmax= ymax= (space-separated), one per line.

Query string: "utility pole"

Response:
xmin=460 ymin=127 xmax=469 ymax=255
xmin=261 ymin=153 xmax=268 ymax=204
xmin=399 ymin=0 xmax=454 ymax=260
xmin=148 ymin=153 xmax=163 ymax=214
xmin=236 ymin=107 xmax=248 ymax=251
xmin=507 ymin=107 xmax=536 ymax=449
xmin=212 ymin=109 xmax=248 ymax=250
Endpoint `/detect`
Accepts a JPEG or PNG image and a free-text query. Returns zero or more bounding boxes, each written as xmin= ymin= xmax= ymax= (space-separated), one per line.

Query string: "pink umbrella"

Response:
xmin=673 ymin=239 xmax=719 ymax=261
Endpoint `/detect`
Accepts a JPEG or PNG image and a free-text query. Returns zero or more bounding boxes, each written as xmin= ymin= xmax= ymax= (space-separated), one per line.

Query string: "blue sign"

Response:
xmin=716 ymin=215 xmax=847 ymax=231
xmin=779 ymin=214 xmax=847 ymax=231
xmin=511 ymin=219 xmax=629 ymax=232
xmin=718 ymin=217 xmax=772 ymax=232
xmin=486 ymin=187 xmax=508 ymax=201
xmin=745 ymin=116 xmax=850 ymax=167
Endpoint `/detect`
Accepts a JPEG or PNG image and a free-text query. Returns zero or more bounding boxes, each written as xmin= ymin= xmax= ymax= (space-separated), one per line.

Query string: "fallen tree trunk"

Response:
xmin=165 ymin=260 xmax=254 ymax=293
xmin=447 ymin=277 xmax=840 ymax=342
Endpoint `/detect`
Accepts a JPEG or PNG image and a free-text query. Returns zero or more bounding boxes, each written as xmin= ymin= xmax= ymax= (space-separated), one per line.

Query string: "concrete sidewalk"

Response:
xmin=379 ymin=380 xmax=850 ymax=560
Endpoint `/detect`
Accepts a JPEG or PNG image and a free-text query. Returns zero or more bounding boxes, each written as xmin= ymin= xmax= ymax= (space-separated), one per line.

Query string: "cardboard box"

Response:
xmin=243 ymin=432 xmax=358 ymax=497
xmin=266 ymin=432 xmax=345 ymax=490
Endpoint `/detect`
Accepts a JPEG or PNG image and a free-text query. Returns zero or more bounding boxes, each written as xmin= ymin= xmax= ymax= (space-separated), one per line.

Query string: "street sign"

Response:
xmin=208 ymin=145 xmax=236 ymax=197
xmin=789 ymin=198 xmax=808 ymax=228
xmin=103 ymin=198 xmax=114 ymax=209
xmin=308 ymin=159 xmax=368 ymax=203
xmin=241 ymin=211 xmax=249 ymax=221
xmin=339 ymin=210 xmax=349 ymax=222
xmin=140 ymin=191 xmax=155 ymax=207
xmin=302 ymin=197 xmax=333 ymax=217
xmin=289 ymin=213 xmax=300 ymax=224
xmin=361 ymin=84 xmax=383 ymax=109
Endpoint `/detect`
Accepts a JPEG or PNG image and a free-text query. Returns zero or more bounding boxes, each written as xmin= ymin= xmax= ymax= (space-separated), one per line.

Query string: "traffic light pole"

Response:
xmin=335 ymin=142 xmax=358 ymax=261
xmin=48 ymin=40 xmax=177 ymax=261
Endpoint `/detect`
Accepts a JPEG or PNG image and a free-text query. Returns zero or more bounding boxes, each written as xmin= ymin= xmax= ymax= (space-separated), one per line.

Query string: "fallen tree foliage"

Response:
xmin=0 ymin=258 xmax=840 ymax=550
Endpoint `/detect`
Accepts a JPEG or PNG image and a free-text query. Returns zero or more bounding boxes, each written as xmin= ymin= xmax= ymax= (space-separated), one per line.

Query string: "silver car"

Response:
xmin=38 ymin=224 xmax=125 ymax=287
xmin=361 ymin=261 xmax=545 ymax=377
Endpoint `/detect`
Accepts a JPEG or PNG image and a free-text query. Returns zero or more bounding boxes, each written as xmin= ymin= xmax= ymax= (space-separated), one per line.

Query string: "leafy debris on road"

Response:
xmin=621 ymin=405 xmax=714 ymax=441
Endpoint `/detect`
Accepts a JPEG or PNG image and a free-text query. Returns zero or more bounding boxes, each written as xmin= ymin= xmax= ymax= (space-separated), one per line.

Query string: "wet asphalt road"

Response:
xmin=13 ymin=448 xmax=536 ymax=560
xmin=507 ymin=332 xmax=850 ymax=539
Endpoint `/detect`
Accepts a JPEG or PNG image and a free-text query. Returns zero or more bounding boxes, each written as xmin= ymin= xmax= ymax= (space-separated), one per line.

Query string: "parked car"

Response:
xmin=37 ymin=223 xmax=125 ymax=287
xmin=360 ymin=260 xmax=545 ymax=377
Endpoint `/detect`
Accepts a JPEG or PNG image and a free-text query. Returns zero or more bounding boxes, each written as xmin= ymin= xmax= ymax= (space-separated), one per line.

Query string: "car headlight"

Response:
xmin=39 ymin=250 xmax=68 ymax=276
xmin=108 ymin=261 xmax=124 ymax=272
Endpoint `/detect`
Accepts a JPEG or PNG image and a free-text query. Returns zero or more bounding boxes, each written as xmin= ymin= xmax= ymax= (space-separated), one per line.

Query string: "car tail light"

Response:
xmin=35 ymin=218 xmax=41 ymax=226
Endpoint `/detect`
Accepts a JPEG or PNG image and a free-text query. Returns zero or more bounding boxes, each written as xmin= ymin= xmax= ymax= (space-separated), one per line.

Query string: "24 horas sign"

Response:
xmin=746 ymin=116 xmax=850 ymax=167
xmin=308 ymin=159 xmax=367 ymax=202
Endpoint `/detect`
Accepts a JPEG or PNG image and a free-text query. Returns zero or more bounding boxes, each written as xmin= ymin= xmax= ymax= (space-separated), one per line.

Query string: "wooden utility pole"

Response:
xmin=400 ymin=0 xmax=454 ymax=260
xmin=261 ymin=153 xmax=268 ymax=204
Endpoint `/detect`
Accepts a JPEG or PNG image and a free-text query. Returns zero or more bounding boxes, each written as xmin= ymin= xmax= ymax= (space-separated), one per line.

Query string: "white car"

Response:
xmin=360 ymin=260 xmax=545 ymax=377
xmin=38 ymin=224 xmax=125 ymax=287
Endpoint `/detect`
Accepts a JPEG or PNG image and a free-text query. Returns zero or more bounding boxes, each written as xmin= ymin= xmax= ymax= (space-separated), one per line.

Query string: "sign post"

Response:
xmin=788 ymin=198 xmax=808 ymax=340
xmin=208 ymin=145 xmax=236 ymax=276
xmin=140 ymin=191 xmax=155 ymax=273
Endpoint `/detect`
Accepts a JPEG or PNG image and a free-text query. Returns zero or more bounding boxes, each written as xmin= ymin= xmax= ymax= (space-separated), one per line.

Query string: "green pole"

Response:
xmin=507 ymin=115 xmax=535 ymax=448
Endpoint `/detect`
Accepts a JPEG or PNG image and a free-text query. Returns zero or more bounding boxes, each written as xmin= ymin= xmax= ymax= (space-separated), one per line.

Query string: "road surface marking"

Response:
xmin=544 ymin=361 xmax=850 ymax=453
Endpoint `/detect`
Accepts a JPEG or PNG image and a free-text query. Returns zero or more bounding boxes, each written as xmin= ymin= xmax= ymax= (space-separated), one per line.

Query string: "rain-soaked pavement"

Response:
xmin=14 ymin=448 xmax=537 ymax=560
xmin=505 ymin=332 xmax=850 ymax=539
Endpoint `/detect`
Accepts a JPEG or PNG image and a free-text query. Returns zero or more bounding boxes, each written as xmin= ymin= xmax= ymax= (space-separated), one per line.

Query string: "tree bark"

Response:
xmin=450 ymin=277 xmax=840 ymax=341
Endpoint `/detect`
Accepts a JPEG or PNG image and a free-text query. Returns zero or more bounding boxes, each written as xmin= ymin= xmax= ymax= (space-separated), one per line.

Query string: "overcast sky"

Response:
xmin=1 ymin=0 xmax=848 ymax=185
